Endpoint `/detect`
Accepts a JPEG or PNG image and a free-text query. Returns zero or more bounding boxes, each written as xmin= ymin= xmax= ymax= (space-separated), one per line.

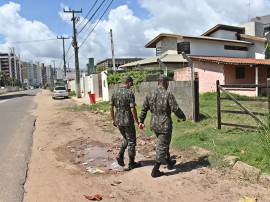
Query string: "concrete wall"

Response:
xmin=108 ymin=81 xmax=193 ymax=119
xmin=210 ymin=30 xmax=238 ymax=40
xmin=69 ymin=74 xmax=100 ymax=97
xmin=101 ymin=71 xmax=109 ymax=101
xmin=0 ymin=86 xmax=19 ymax=93
xmin=241 ymin=21 xmax=264 ymax=37
xmin=160 ymin=37 xmax=177 ymax=55
xmin=174 ymin=62 xmax=225 ymax=94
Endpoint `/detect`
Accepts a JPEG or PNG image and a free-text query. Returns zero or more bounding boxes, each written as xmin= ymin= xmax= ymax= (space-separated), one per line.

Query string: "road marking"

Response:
xmin=0 ymin=100 xmax=8 ymax=104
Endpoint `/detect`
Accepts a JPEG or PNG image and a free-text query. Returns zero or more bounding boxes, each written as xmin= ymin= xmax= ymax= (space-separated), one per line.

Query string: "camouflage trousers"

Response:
xmin=155 ymin=133 xmax=172 ymax=163
xmin=118 ymin=125 xmax=136 ymax=157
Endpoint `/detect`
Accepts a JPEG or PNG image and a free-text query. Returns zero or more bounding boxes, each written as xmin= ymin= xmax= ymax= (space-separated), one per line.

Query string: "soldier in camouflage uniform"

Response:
xmin=139 ymin=75 xmax=186 ymax=177
xmin=110 ymin=76 xmax=141 ymax=170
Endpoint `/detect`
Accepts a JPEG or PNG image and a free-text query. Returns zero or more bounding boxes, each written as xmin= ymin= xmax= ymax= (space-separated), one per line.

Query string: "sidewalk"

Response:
xmin=71 ymin=94 xmax=104 ymax=105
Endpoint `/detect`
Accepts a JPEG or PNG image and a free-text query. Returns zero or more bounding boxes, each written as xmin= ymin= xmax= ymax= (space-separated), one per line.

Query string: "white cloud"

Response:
xmin=1 ymin=0 xmax=270 ymax=68
xmin=73 ymin=0 xmax=270 ymax=66
xmin=0 ymin=2 xmax=62 ymax=66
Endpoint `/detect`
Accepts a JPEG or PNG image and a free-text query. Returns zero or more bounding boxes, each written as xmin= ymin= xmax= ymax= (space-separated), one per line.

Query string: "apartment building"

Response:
xmin=0 ymin=51 xmax=21 ymax=83
xmin=251 ymin=14 xmax=270 ymax=33
xmin=96 ymin=58 xmax=143 ymax=71
xmin=21 ymin=61 xmax=43 ymax=87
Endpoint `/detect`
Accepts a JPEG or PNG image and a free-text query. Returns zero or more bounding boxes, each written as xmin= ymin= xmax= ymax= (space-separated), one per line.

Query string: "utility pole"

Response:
xmin=64 ymin=8 xmax=82 ymax=98
xmin=57 ymin=36 xmax=70 ymax=79
xmin=110 ymin=29 xmax=116 ymax=72
xmin=51 ymin=60 xmax=56 ymax=85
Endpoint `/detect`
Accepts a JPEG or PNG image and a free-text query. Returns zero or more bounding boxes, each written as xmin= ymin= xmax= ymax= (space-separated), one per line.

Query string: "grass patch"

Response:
xmin=66 ymin=101 xmax=110 ymax=112
xmin=68 ymin=90 xmax=76 ymax=97
xmin=67 ymin=93 xmax=270 ymax=173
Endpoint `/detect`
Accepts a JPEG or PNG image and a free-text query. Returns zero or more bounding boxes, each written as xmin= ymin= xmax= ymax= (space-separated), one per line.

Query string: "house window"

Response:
xmin=235 ymin=66 xmax=245 ymax=79
xmin=177 ymin=42 xmax=190 ymax=54
xmin=156 ymin=47 xmax=162 ymax=56
xmin=267 ymin=68 xmax=270 ymax=78
xmin=224 ymin=45 xmax=248 ymax=51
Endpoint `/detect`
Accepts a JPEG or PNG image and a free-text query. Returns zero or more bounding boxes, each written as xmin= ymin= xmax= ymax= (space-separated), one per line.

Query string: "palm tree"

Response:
xmin=0 ymin=71 xmax=7 ymax=87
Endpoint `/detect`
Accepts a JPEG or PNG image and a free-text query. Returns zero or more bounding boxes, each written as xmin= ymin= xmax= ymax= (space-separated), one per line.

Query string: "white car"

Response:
xmin=52 ymin=86 xmax=68 ymax=99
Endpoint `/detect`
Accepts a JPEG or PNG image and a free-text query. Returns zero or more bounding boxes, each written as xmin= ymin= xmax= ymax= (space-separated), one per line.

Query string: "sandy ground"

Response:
xmin=23 ymin=90 xmax=270 ymax=202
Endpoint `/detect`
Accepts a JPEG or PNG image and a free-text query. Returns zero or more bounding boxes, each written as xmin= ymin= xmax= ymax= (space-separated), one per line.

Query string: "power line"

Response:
xmin=79 ymin=0 xmax=113 ymax=48
xmin=77 ymin=0 xmax=110 ymax=40
xmin=10 ymin=38 xmax=57 ymax=44
xmin=77 ymin=0 xmax=99 ymax=29
xmin=76 ymin=0 xmax=107 ymax=36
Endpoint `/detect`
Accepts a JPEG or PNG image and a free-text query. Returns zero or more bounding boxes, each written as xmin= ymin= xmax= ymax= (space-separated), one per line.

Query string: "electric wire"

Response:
xmin=77 ymin=0 xmax=99 ymax=29
xmin=10 ymin=38 xmax=57 ymax=44
xmin=79 ymin=0 xmax=113 ymax=48
xmin=77 ymin=0 xmax=110 ymax=41
xmin=76 ymin=0 xmax=106 ymax=36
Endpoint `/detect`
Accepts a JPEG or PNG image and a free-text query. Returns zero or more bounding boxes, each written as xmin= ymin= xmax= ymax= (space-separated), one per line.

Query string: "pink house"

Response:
xmin=144 ymin=22 xmax=270 ymax=96
xmin=174 ymin=56 xmax=270 ymax=96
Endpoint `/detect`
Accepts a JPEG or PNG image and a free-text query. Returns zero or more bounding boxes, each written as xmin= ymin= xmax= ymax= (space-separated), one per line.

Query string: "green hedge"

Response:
xmin=107 ymin=70 xmax=174 ymax=85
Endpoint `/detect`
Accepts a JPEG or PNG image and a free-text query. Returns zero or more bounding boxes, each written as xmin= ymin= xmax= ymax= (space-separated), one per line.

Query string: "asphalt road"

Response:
xmin=0 ymin=89 xmax=39 ymax=202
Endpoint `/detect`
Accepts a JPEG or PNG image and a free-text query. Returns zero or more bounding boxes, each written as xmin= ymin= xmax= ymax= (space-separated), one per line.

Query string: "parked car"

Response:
xmin=52 ymin=86 xmax=68 ymax=99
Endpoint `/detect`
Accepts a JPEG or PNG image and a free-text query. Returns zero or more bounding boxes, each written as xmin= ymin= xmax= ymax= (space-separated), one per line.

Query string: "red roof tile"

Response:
xmin=190 ymin=56 xmax=270 ymax=66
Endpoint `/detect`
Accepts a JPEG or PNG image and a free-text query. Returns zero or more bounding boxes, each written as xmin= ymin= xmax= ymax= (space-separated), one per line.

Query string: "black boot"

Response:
xmin=151 ymin=162 xmax=165 ymax=178
xmin=128 ymin=156 xmax=142 ymax=170
xmin=116 ymin=148 xmax=125 ymax=167
xmin=166 ymin=158 xmax=176 ymax=170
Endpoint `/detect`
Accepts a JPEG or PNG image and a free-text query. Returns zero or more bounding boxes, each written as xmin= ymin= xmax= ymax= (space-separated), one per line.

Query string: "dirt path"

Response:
xmin=23 ymin=90 xmax=270 ymax=202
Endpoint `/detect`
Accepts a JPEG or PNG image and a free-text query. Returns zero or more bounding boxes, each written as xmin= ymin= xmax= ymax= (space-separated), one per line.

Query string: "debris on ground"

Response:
xmin=238 ymin=196 xmax=257 ymax=202
xmin=83 ymin=194 xmax=102 ymax=201
xmin=111 ymin=180 xmax=122 ymax=186
xmin=86 ymin=167 xmax=104 ymax=174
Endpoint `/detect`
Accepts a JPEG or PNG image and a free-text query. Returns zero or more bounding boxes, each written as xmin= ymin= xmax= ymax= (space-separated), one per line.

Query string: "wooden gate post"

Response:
xmin=216 ymin=80 xmax=221 ymax=129
xmin=194 ymin=80 xmax=199 ymax=122
xmin=267 ymin=78 xmax=270 ymax=116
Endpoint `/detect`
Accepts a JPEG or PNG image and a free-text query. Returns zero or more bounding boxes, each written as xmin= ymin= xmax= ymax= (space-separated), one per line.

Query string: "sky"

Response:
xmin=0 ymin=0 xmax=270 ymax=69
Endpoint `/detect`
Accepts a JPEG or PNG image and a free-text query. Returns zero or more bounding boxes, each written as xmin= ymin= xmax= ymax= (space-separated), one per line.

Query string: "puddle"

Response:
xmin=80 ymin=145 xmax=124 ymax=172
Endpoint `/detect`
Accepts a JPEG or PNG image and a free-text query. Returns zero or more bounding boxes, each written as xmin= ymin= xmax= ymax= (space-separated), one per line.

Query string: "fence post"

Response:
xmin=267 ymin=78 xmax=270 ymax=115
xmin=216 ymin=80 xmax=221 ymax=129
xmin=194 ymin=79 xmax=199 ymax=122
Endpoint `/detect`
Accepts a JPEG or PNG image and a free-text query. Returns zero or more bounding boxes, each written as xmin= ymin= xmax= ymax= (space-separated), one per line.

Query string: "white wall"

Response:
xmin=89 ymin=74 xmax=99 ymax=96
xmin=70 ymin=74 xmax=100 ymax=97
xmin=210 ymin=30 xmax=238 ymax=40
xmin=191 ymin=39 xmax=249 ymax=57
xmin=101 ymin=70 xmax=109 ymax=101
xmin=56 ymin=68 xmax=64 ymax=80
xmin=177 ymin=38 xmax=250 ymax=57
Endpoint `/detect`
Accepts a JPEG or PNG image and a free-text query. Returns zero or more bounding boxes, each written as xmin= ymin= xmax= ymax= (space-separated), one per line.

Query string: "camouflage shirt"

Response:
xmin=110 ymin=86 xmax=136 ymax=126
xmin=139 ymin=86 xmax=185 ymax=133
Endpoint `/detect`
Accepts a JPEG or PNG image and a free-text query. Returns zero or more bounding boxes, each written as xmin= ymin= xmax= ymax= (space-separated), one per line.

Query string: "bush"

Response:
xmin=69 ymin=91 xmax=76 ymax=97
xmin=107 ymin=70 xmax=173 ymax=85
